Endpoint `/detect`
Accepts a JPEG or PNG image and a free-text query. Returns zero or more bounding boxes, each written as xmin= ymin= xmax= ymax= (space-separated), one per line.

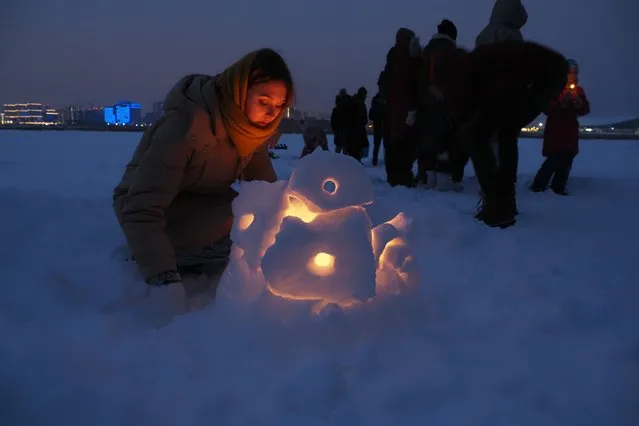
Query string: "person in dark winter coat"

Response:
xmin=343 ymin=87 xmax=369 ymax=161
xmin=475 ymin=0 xmax=529 ymax=199
xmin=531 ymin=60 xmax=590 ymax=195
xmin=330 ymin=89 xmax=348 ymax=153
xmin=383 ymin=27 xmax=422 ymax=187
xmin=416 ymin=19 xmax=464 ymax=190
xmin=432 ymin=40 xmax=569 ymax=228
xmin=369 ymin=92 xmax=386 ymax=166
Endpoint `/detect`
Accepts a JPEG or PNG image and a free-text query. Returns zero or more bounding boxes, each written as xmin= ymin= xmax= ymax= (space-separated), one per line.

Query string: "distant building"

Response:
xmin=83 ymin=107 xmax=105 ymax=125
xmin=43 ymin=106 xmax=60 ymax=123
xmin=143 ymin=101 xmax=165 ymax=124
xmin=61 ymin=106 xmax=104 ymax=125
xmin=2 ymin=103 xmax=61 ymax=124
xmin=61 ymin=106 xmax=84 ymax=124
xmin=104 ymin=101 xmax=142 ymax=125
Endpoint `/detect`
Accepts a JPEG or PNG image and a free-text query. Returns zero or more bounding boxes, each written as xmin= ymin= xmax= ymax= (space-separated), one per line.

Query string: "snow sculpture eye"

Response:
xmin=307 ymin=252 xmax=335 ymax=276
xmin=238 ymin=213 xmax=254 ymax=231
xmin=322 ymin=178 xmax=338 ymax=195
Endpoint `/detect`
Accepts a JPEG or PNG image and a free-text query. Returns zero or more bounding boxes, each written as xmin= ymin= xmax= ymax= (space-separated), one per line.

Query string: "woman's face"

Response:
xmin=567 ymin=66 xmax=578 ymax=84
xmin=245 ymin=80 xmax=288 ymax=128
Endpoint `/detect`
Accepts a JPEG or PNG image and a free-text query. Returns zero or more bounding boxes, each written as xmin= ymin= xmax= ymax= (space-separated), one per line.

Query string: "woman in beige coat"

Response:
xmin=113 ymin=48 xmax=294 ymax=290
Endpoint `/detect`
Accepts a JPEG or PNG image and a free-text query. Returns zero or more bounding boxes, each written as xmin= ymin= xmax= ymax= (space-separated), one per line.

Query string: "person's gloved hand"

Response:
xmin=405 ymin=110 xmax=417 ymax=126
xmin=142 ymin=271 xmax=186 ymax=328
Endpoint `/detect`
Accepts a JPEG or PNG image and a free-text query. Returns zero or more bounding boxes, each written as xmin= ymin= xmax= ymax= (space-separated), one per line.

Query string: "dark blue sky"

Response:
xmin=2 ymin=0 xmax=637 ymax=117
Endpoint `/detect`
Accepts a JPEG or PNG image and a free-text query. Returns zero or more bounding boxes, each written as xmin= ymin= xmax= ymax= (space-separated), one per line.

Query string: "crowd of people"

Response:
xmin=111 ymin=0 xmax=590 ymax=292
xmin=329 ymin=0 xmax=590 ymax=229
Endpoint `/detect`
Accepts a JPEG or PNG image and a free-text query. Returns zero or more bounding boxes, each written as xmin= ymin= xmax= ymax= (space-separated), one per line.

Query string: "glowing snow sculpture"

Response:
xmin=218 ymin=150 xmax=417 ymax=313
xmin=261 ymin=206 xmax=377 ymax=308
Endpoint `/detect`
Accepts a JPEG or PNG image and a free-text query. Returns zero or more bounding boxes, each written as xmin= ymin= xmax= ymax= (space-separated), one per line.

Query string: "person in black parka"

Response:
xmin=416 ymin=19 xmax=466 ymax=190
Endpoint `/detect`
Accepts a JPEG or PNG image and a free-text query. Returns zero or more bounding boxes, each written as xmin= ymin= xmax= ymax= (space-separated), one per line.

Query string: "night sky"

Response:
xmin=2 ymin=0 xmax=637 ymax=117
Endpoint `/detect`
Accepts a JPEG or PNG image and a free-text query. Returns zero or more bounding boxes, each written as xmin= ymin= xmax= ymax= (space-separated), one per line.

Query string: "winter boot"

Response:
xmin=436 ymin=173 xmax=463 ymax=192
xmin=474 ymin=196 xmax=516 ymax=228
xmin=509 ymin=192 xmax=519 ymax=216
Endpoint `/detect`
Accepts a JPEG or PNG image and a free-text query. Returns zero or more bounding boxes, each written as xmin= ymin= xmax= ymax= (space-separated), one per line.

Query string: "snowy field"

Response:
xmin=1 ymin=130 xmax=638 ymax=426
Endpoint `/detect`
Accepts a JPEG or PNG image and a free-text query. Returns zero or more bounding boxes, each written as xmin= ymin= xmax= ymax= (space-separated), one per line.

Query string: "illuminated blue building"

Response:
xmin=104 ymin=101 xmax=142 ymax=125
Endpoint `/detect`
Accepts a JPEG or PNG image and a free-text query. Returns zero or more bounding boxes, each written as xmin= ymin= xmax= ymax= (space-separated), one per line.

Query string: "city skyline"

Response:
xmin=2 ymin=0 xmax=637 ymax=117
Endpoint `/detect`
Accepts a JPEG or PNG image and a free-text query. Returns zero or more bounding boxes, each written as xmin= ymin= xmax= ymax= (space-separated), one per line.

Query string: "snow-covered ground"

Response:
xmin=1 ymin=130 xmax=638 ymax=426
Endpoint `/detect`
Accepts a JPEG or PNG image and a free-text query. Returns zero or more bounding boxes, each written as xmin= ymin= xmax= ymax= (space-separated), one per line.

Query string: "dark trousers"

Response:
xmin=531 ymin=154 xmax=575 ymax=192
xmin=415 ymin=97 xmax=460 ymax=182
xmin=372 ymin=123 xmax=384 ymax=165
xmin=465 ymin=120 xmax=520 ymax=201
xmin=449 ymin=149 xmax=469 ymax=184
xmin=385 ymin=133 xmax=416 ymax=187
xmin=334 ymin=132 xmax=344 ymax=153
xmin=417 ymin=141 xmax=469 ymax=183
xmin=343 ymin=129 xmax=368 ymax=162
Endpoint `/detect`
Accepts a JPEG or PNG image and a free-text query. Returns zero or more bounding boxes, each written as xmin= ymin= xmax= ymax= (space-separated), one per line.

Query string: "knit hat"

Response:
xmin=567 ymin=59 xmax=579 ymax=73
xmin=437 ymin=19 xmax=457 ymax=41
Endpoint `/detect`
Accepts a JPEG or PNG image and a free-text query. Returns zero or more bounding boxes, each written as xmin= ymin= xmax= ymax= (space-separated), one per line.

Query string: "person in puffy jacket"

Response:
xmin=530 ymin=60 xmax=590 ymax=195
xmin=113 ymin=48 xmax=294 ymax=288
xmin=383 ymin=27 xmax=422 ymax=187
xmin=416 ymin=19 xmax=462 ymax=190
xmin=431 ymin=41 xmax=568 ymax=228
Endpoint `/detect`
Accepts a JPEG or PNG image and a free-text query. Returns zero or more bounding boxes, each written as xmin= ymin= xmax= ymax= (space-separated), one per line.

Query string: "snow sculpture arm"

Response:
xmin=371 ymin=212 xmax=418 ymax=292
xmin=120 ymin=113 xmax=193 ymax=280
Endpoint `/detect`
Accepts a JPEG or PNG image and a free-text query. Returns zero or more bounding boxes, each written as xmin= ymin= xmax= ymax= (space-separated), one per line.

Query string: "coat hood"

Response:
xmin=395 ymin=27 xmax=416 ymax=51
xmin=163 ymin=74 xmax=216 ymax=116
xmin=489 ymin=0 xmax=528 ymax=29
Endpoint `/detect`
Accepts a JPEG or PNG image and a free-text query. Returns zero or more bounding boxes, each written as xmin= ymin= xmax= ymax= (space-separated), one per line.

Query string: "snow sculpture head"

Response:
xmin=220 ymin=150 xmax=417 ymax=314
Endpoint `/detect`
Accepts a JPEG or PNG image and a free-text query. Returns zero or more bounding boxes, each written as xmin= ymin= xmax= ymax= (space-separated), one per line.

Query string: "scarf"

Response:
xmin=214 ymin=49 xmax=284 ymax=158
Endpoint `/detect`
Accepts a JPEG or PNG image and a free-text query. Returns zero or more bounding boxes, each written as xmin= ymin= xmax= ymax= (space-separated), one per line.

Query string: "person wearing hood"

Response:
xmin=530 ymin=59 xmax=590 ymax=195
xmin=476 ymin=0 xmax=528 ymax=46
xmin=416 ymin=19 xmax=464 ymax=191
xmin=383 ymin=27 xmax=422 ymax=187
xmin=430 ymin=40 xmax=568 ymax=228
xmin=113 ymin=48 xmax=294 ymax=292
xmin=474 ymin=0 xmax=529 ymax=210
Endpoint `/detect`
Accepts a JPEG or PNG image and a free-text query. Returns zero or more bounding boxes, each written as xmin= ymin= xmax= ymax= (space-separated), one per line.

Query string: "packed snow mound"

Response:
xmin=218 ymin=150 xmax=419 ymax=316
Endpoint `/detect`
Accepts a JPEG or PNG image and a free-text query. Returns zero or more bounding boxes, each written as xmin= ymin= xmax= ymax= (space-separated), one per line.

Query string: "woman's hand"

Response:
xmin=141 ymin=271 xmax=186 ymax=327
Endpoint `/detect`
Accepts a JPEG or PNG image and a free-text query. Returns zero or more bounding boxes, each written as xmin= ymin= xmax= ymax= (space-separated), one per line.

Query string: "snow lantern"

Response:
xmin=219 ymin=150 xmax=417 ymax=314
